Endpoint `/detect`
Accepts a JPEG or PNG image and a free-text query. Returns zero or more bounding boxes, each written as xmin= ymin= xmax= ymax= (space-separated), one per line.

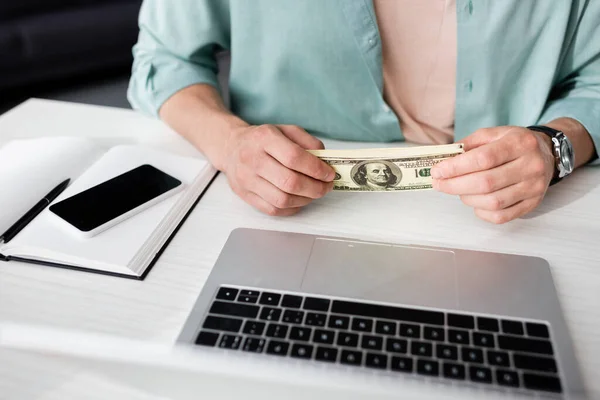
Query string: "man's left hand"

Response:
xmin=431 ymin=126 xmax=555 ymax=224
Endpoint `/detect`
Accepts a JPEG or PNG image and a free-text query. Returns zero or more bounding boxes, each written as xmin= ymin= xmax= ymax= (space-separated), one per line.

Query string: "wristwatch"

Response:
xmin=527 ymin=125 xmax=574 ymax=186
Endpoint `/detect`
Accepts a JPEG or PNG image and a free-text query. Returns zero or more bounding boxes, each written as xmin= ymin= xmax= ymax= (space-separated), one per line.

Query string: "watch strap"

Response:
xmin=527 ymin=125 xmax=561 ymax=137
xmin=526 ymin=125 xmax=561 ymax=186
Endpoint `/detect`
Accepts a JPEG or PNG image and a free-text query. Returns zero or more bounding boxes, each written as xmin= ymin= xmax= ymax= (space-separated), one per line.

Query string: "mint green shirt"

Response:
xmin=128 ymin=0 xmax=600 ymax=164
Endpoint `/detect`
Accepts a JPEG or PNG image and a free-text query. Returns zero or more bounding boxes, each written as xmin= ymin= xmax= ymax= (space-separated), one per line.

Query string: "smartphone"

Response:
xmin=49 ymin=164 xmax=183 ymax=238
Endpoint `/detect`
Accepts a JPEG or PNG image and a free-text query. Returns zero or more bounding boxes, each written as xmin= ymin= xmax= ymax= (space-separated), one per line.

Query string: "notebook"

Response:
xmin=0 ymin=137 xmax=217 ymax=279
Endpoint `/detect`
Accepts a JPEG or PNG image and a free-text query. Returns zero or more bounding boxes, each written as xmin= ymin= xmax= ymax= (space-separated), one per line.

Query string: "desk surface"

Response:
xmin=0 ymin=99 xmax=599 ymax=400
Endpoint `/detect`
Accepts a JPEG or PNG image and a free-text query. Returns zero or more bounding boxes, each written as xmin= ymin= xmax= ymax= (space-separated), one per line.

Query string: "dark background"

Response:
xmin=0 ymin=0 xmax=143 ymax=115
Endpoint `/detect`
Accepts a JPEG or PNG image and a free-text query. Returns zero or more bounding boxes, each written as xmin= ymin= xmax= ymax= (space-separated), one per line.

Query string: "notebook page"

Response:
xmin=4 ymin=145 xmax=208 ymax=274
xmin=0 ymin=137 xmax=103 ymax=235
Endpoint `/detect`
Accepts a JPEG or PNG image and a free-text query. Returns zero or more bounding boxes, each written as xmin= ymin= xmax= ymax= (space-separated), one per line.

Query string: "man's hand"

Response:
xmin=430 ymin=126 xmax=555 ymax=224
xmin=220 ymin=124 xmax=335 ymax=216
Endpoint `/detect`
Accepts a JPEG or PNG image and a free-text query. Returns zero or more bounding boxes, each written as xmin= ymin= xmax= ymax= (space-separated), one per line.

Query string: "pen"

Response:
xmin=0 ymin=179 xmax=70 ymax=244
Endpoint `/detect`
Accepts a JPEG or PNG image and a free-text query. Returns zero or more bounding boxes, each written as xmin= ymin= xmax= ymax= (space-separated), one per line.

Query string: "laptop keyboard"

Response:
xmin=194 ymin=286 xmax=562 ymax=395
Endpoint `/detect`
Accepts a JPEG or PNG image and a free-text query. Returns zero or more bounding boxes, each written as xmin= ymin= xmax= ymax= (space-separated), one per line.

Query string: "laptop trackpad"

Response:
xmin=301 ymin=238 xmax=459 ymax=309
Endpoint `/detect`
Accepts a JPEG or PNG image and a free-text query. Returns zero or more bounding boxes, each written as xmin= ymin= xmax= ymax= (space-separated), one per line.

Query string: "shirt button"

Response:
xmin=382 ymin=104 xmax=391 ymax=112
xmin=368 ymin=38 xmax=375 ymax=45
xmin=464 ymin=80 xmax=473 ymax=92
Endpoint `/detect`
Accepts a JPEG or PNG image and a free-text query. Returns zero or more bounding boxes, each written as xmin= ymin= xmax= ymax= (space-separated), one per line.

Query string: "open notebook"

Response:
xmin=0 ymin=137 xmax=217 ymax=279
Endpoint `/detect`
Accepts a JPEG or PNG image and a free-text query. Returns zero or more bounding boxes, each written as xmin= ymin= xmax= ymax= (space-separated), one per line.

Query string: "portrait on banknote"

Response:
xmin=350 ymin=160 xmax=402 ymax=191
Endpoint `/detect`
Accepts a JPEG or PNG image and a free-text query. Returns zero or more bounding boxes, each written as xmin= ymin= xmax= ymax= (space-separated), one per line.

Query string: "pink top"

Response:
xmin=374 ymin=0 xmax=457 ymax=144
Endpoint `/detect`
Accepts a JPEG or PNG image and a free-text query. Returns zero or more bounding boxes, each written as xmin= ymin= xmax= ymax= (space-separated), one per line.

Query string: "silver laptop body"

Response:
xmin=178 ymin=228 xmax=586 ymax=399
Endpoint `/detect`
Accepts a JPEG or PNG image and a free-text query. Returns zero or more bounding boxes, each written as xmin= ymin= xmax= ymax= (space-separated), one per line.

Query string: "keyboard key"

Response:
xmin=417 ymin=359 xmax=439 ymax=376
xmin=375 ymin=320 xmax=397 ymax=335
xmin=291 ymin=343 xmax=314 ymax=359
xmin=443 ymin=362 xmax=465 ymax=380
xmin=391 ymin=356 xmax=413 ymax=373
xmin=496 ymin=369 xmax=520 ymax=387
xmin=242 ymin=320 xmax=266 ymax=336
xmin=448 ymin=329 xmax=470 ymax=345
xmin=303 ymin=297 xmax=330 ymax=312
xmin=195 ymin=331 xmax=219 ymax=347
xmin=513 ymin=354 xmax=558 ymax=373
xmin=282 ymin=309 xmax=305 ymax=324
xmin=328 ymin=315 xmax=350 ymax=330
xmin=411 ymin=341 xmax=433 ymax=357
xmin=366 ymin=353 xmax=388 ymax=369
xmin=265 ymin=323 xmax=288 ymax=339
xmin=216 ymin=287 xmax=239 ymax=301
xmin=289 ymin=326 xmax=312 ymax=341
xmin=386 ymin=338 xmax=408 ymax=354
xmin=399 ymin=323 xmax=420 ymax=338
xmin=237 ymin=293 xmax=259 ymax=304
xmin=209 ymin=301 xmax=259 ymax=319
xmin=436 ymin=344 xmax=458 ymax=360
xmin=305 ymin=312 xmax=327 ymax=327
xmin=477 ymin=317 xmax=499 ymax=332
xmin=462 ymin=347 xmax=484 ymax=364
xmin=498 ymin=335 xmax=553 ymax=355
xmin=472 ymin=332 xmax=495 ymax=348
xmin=352 ymin=317 xmax=373 ymax=332
xmin=219 ymin=334 xmax=242 ymax=349
xmin=487 ymin=350 xmax=510 ymax=367
xmin=203 ymin=316 xmax=243 ymax=333
xmin=469 ymin=366 xmax=492 ymax=384
xmin=361 ymin=335 xmax=383 ymax=351
xmin=526 ymin=322 xmax=550 ymax=338
xmin=447 ymin=313 xmax=475 ymax=329
xmin=259 ymin=292 xmax=281 ymax=306
xmin=424 ymin=326 xmax=445 ymax=341
xmin=501 ymin=320 xmax=524 ymax=335
xmin=331 ymin=300 xmax=444 ymax=326
xmin=313 ymin=329 xmax=335 ymax=345
xmin=281 ymin=294 xmax=303 ymax=308
xmin=315 ymin=346 xmax=338 ymax=363
xmin=340 ymin=350 xmax=363 ymax=366
xmin=337 ymin=332 xmax=359 ymax=347
xmin=259 ymin=307 xmax=282 ymax=322
xmin=523 ymin=373 xmax=562 ymax=393
xmin=243 ymin=337 xmax=266 ymax=353
xmin=240 ymin=289 xmax=260 ymax=297
xmin=266 ymin=340 xmax=289 ymax=356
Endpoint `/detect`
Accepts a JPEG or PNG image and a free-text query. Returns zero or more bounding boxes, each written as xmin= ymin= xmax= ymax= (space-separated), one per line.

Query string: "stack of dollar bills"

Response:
xmin=308 ymin=143 xmax=464 ymax=192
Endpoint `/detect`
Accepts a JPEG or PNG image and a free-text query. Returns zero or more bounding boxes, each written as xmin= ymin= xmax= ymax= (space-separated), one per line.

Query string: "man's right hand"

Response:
xmin=158 ymin=85 xmax=334 ymax=216
xmin=219 ymin=124 xmax=336 ymax=216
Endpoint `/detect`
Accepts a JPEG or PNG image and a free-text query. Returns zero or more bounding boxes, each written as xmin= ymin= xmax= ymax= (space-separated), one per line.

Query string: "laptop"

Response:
xmin=177 ymin=228 xmax=587 ymax=399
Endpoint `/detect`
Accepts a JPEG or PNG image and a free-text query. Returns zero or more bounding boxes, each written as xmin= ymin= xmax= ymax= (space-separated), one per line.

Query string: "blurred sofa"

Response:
xmin=0 ymin=0 xmax=142 ymax=91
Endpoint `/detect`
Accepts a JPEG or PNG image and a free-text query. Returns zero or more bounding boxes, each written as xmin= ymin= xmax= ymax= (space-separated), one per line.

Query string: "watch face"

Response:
xmin=560 ymin=139 xmax=574 ymax=174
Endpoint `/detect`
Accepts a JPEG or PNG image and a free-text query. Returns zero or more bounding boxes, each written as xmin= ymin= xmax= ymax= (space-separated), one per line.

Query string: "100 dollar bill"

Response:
xmin=308 ymin=144 xmax=464 ymax=192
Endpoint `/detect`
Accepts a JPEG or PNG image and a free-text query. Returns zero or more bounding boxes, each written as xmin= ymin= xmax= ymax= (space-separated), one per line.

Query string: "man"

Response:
xmin=128 ymin=0 xmax=599 ymax=223
xmin=353 ymin=161 xmax=400 ymax=191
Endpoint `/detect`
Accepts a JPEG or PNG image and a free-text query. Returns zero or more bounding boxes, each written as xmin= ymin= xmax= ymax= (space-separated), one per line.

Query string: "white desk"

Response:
xmin=1 ymin=99 xmax=599 ymax=400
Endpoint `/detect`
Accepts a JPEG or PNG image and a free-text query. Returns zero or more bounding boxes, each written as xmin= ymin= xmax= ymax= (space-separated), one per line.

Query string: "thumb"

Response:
xmin=276 ymin=125 xmax=325 ymax=150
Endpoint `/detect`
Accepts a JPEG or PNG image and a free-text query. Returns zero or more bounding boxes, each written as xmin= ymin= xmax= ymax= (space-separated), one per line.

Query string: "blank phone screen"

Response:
xmin=49 ymin=165 xmax=182 ymax=232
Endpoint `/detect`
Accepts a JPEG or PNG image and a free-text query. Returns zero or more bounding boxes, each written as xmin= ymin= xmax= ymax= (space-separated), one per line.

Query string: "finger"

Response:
xmin=276 ymin=125 xmax=325 ymax=150
xmin=433 ymin=158 xmax=527 ymax=195
xmin=474 ymin=197 xmax=541 ymax=224
xmin=227 ymin=178 xmax=302 ymax=216
xmin=257 ymin=153 xmax=334 ymax=198
xmin=457 ymin=127 xmax=509 ymax=151
xmin=243 ymin=191 xmax=302 ymax=217
xmin=263 ymin=133 xmax=335 ymax=182
xmin=459 ymin=178 xmax=547 ymax=211
xmin=432 ymin=133 xmax=520 ymax=180
xmin=253 ymin=175 xmax=315 ymax=209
